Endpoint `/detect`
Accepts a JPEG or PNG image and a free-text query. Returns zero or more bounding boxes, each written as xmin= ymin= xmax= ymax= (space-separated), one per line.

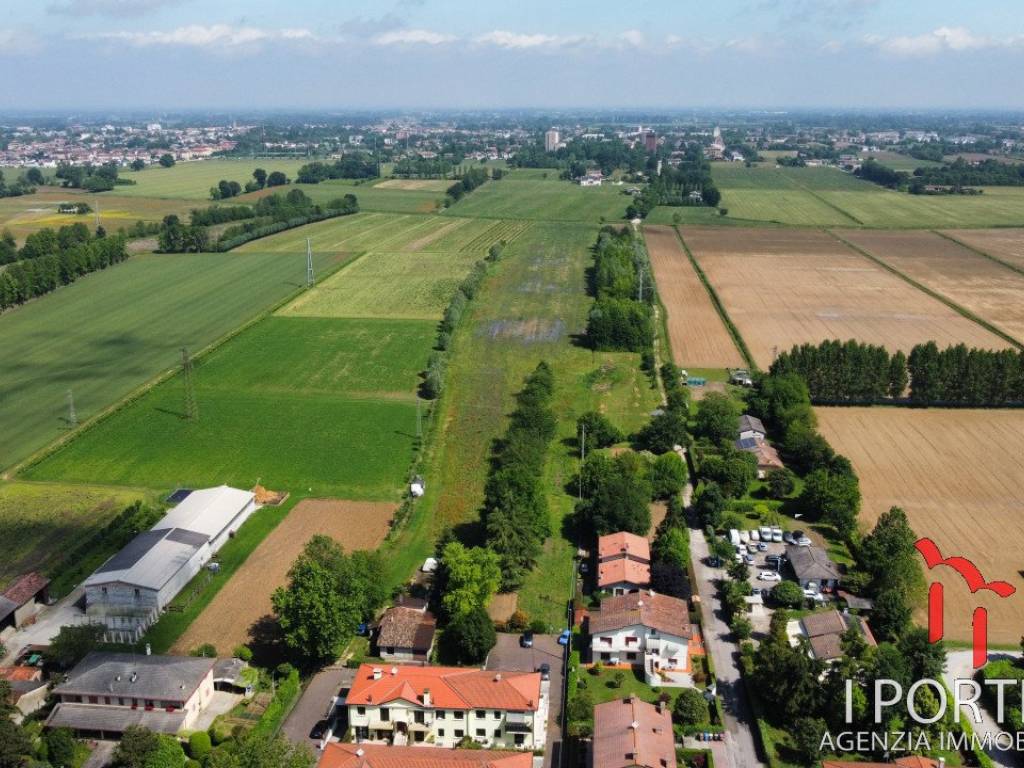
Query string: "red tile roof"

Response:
xmin=598 ymin=558 xmax=651 ymax=590
xmin=346 ymin=664 xmax=541 ymax=712
xmin=822 ymin=759 xmax=937 ymax=768
xmin=598 ymin=532 xmax=651 ymax=563
xmin=590 ymin=591 xmax=691 ymax=638
xmin=376 ymin=606 xmax=436 ymax=652
xmin=592 ymin=696 xmax=676 ymax=768
xmin=2 ymin=572 xmax=49 ymax=606
xmin=318 ymin=744 xmax=532 ymax=768
xmin=0 ymin=666 xmax=42 ymax=683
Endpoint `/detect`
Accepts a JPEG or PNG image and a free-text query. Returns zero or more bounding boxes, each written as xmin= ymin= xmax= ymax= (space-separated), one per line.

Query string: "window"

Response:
xmin=437 ymin=729 xmax=445 ymax=737
xmin=357 ymin=706 xmax=366 ymax=715
xmin=380 ymin=708 xmax=390 ymax=722
xmin=88 ymin=696 xmax=98 ymax=704
xmin=454 ymin=729 xmax=464 ymax=738
xmin=414 ymin=711 xmax=424 ymax=724
xmin=386 ymin=647 xmax=395 ymax=654
xmin=600 ymin=636 xmax=612 ymax=645
xmin=476 ymin=728 xmax=485 ymax=737
xmin=101 ymin=587 xmax=107 ymax=596
xmin=515 ymin=734 xmax=525 ymax=746
xmin=475 ymin=709 xmax=485 ymax=718
xmin=625 ymin=636 xmax=638 ymax=645
xmin=454 ymin=711 xmax=464 ymax=720
xmin=437 ymin=710 xmax=446 ymax=719
xmin=627 ymin=652 xmax=637 ymax=661
xmin=494 ymin=728 xmax=501 ymax=737
xmin=414 ymin=732 xmax=425 ymax=742
xmin=134 ymin=588 xmax=140 ymax=599
xmin=492 ymin=711 xmax=501 ymax=718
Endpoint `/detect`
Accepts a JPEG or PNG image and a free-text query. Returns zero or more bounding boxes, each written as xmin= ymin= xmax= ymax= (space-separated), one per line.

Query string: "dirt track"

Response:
xmin=645 ymin=225 xmax=744 ymax=368
xmin=816 ymin=407 xmax=1024 ymax=644
xmin=172 ymin=499 xmax=394 ymax=654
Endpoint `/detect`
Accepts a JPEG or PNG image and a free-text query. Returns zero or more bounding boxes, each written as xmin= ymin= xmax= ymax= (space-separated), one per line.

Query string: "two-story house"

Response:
xmin=592 ymin=696 xmax=676 ymax=768
xmin=589 ymin=591 xmax=691 ymax=685
xmin=345 ymin=664 xmax=546 ymax=750
xmin=597 ymin=532 xmax=651 ymax=595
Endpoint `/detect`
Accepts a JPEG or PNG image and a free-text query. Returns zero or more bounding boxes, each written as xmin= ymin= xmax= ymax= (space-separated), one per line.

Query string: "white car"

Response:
xmin=739 ymin=530 xmax=750 ymax=544
xmin=759 ymin=526 xmax=773 ymax=539
xmin=758 ymin=571 xmax=782 ymax=582
xmin=804 ymin=588 xmax=826 ymax=602
xmin=746 ymin=542 xmax=758 ymax=554
xmin=750 ymin=530 xmax=760 ymax=542
xmin=796 ymin=536 xmax=812 ymax=547
xmin=771 ymin=527 xmax=783 ymax=542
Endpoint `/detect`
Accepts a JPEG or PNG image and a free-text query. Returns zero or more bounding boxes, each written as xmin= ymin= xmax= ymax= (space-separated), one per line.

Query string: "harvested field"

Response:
xmin=375 ymin=179 xmax=451 ymax=192
xmin=682 ymin=227 xmax=1008 ymax=368
xmin=172 ymin=498 xmax=394 ymax=654
xmin=644 ymin=225 xmax=744 ymax=367
xmin=943 ymin=229 xmax=1024 ymax=273
xmin=816 ymin=407 xmax=1024 ymax=644
xmin=406 ymin=219 xmax=468 ymax=252
xmin=838 ymin=229 xmax=1024 ymax=345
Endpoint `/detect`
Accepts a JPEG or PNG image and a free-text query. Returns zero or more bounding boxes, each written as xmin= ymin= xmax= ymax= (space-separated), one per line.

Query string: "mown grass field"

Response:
xmin=118 ymin=159 xmax=309 ymax=200
xmin=0 ymin=250 xmax=342 ymax=472
xmin=278 ymin=179 xmax=443 ymax=215
xmin=0 ymin=480 xmax=154 ymax=590
xmin=442 ymin=178 xmax=630 ymax=222
xmin=234 ymin=212 xmax=454 ymax=255
xmin=25 ymin=316 xmax=431 ymax=499
xmin=415 ymin=221 xmax=660 ymax=625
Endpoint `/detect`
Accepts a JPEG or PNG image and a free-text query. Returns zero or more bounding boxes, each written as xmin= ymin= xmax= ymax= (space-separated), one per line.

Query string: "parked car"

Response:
xmin=734 ymin=552 xmax=744 ymax=564
xmin=309 ymin=720 xmax=329 ymax=740
xmin=520 ymin=630 xmax=534 ymax=648
xmin=783 ymin=532 xmax=796 ymax=545
xmin=756 ymin=542 xmax=768 ymax=552
xmin=739 ymin=530 xmax=750 ymax=544
xmin=771 ymin=527 xmax=783 ymax=542
xmin=758 ymin=571 xmax=782 ymax=582
xmin=707 ymin=555 xmax=722 ymax=568
xmin=746 ymin=542 xmax=758 ymax=554
xmin=743 ymin=554 xmax=756 ymax=565
xmin=759 ymin=526 xmax=773 ymax=539
xmin=765 ymin=554 xmax=786 ymax=569
xmin=750 ymin=530 xmax=760 ymax=542
xmin=557 ymin=629 xmax=571 ymax=646
xmin=751 ymin=587 xmax=763 ymax=596
xmin=538 ymin=663 xmax=551 ymax=680
xmin=792 ymin=529 xmax=805 ymax=540
xmin=804 ymin=588 xmax=826 ymax=602
xmin=796 ymin=536 xmax=812 ymax=547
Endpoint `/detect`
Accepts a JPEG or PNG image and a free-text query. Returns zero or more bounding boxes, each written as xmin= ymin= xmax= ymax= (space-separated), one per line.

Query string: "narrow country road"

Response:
xmin=690 ymin=526 xmax=766 ymax=768
xmin=944 ymin=650 xmax=1022 ymax=768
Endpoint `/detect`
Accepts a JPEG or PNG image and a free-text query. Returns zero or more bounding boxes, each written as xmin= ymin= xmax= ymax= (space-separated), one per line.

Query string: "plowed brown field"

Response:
xmin=839 ymin=229 xmax=1024 ymax=345
xmin=682 ymin=227 xmax=1007 ymax=367
xmin=172 ymin=499 xmax=394 ymax=654
xmin=944 ymin=229 xmax=1024 ymax=272
xmin=816 ymin=407 xmax=1024 ymax=645
xmin=645 ymin=226 xmax=744 ymax=367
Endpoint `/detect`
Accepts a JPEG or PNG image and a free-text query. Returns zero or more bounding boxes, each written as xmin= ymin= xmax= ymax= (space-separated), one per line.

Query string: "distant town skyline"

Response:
xmin=1 ymin=0 xmax=1023 ymax=109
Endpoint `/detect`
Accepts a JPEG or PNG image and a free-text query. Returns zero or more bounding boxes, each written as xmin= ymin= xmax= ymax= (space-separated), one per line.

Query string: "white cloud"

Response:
xmin=372 ymin=29 xmax=456 ymax=45
xmin=474 ymin=30 xmax=589 ymax=49
xmin=0 ymin=29 xmax=43 ymax=55
xmin=864 ymin=26 xmax=1020 ymax=56
xmin=83 ymin=24 xmax=316 ymax=48
xmin=619 ymin=29 xmax=645 ymax=48
xmin=47 ymin=0 xmax=186 ymax=16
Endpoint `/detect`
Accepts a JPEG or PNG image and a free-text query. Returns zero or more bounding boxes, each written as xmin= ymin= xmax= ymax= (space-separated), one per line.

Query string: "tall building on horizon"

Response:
xmin=644 ymin=130 xmax=657 ymax=152
xmin=544 ymin=128 xmax=560 ymax=152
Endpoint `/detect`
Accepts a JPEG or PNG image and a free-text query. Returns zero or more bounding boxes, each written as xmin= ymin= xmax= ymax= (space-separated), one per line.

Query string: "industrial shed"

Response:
xmin=84 ymin=486 xmax=257 ymax=642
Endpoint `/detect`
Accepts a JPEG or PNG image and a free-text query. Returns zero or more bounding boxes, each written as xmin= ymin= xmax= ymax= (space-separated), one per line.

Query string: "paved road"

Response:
xmin=944 ymin=650 xmax=1022 ymax=768
xmin=0 ymin=588 xmax=88 ymax=665
xmin=281 ymin=666 xmax=354 ymax=752
xmin=690 ymin=527 xmax=766 ymax=768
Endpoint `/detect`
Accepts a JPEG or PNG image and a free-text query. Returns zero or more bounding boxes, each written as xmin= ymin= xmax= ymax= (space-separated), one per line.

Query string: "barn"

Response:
xmin=83 ymin=486 xmax=257 ymax=643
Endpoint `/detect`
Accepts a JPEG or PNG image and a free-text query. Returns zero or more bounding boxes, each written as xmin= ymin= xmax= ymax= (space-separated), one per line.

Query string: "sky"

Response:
xmin=1 ymin=0 xmax=1023 ymax=111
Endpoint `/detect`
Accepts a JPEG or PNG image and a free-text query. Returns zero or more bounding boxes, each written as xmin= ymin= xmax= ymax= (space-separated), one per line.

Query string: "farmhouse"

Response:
xmin=786 ymin=545 xmax=841 ymax=592
xmin=0 ymin=666 xmax=48 ymax=723
xmin=737 ymin=414 xmax=766 ymax=441
xmin=317 ymin=743 xmax=532 ymax=768
xmin=0 ymin=572 xmax=50 ymax=637
xmin=375 ymin=600 xmax=437 ymax=662
xmin=735 ymin=436 xmax=785 ymax=478
xmin=46 ymin=652 xmax=218 ymax=737
xmin=589 ymin=591 xmax=692 ymax=684
xmin=790 ymin=609 xmax=876 ymax=663
xmin=591 ymin=695 xmax=676 ymax=768
xmin=345 ymin=663 xmax=547 ymax=750
xmin=83 ymin=486 xmax=257 ymax=642
xmin=579 ymin=171 xmax=604 ymax=187
xmin=598 ymin=531 xmax=652 ymax=594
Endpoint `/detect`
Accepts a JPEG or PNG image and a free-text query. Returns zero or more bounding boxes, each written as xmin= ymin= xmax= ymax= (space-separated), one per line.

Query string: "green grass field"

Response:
xmin=25 ymin=316 xmax=431 ymax=499
xmin=235 ymin=212 xmax=455 ymax=255
xmin=281 ymin=179 xmax=443 ymax=215
xmin=0 ymin=250 xmax=343 ymax=472
xmin=0 ymin=480 xmax=154 ymax=589
xmin=442 ymin=178 xmax=630 ymax=222
xmin=862 ymin=150 xmax=942 ymax=171
xmin=118 ymin=159 xmax=310 ymax=200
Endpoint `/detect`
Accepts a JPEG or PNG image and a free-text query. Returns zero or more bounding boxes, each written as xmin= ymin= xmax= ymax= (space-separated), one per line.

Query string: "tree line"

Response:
xmin=770 ymin=338 xmax=1024 ymax=406
xmin=445 ymin=166 xmax=491 ymax=205
xmin=210 ymin=168 xmax=288 ymax=199
xmin=481 ymin=362 xmax=557 ymax=590
xmin=55 ymin=161 xmax=135 ymax=192
xmin=585 ymin=227 xmax=654 ymax=353
xmin=0 ymin=168 xmax=36 ymax=198
xmin=296 ymin=155 xmax=377 ymax=183
xmin=853 ymin=158 xmax=906 ymax=189
xmin=912 ymin=157 xmax=1024 ymax=189
xmin=629 ymin=147 xmax=722 ymax=218
xmin=0 ymin=227 xmax=128 ymax=313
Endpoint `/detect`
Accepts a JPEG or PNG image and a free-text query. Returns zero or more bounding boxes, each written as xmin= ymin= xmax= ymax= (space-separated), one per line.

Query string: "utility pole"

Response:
xmin=637 ymin=269 xmax=644 ymax=302
xmin=415 ymin=397 xmax=422 ymax=439
xmin=181 ymin=347 xmax=198 ymax=421
xmin=306 ymin=238 xmax=315 ymax=288
xmin=67 ymin=389 xmax=78 ymax=428
xmin=578 ymin=423 xmax=586 ymax=501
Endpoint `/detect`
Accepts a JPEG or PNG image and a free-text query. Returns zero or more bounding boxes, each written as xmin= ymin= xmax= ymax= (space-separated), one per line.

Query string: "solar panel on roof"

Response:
xmin=165 ymin=528 xmax=209 ymax=547
xmin=95 ymin=529 xmax=170 ymax=574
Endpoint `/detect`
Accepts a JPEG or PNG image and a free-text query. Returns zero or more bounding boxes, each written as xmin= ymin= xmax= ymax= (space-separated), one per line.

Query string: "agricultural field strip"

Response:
xmin=816 ymin=407 xmax=1024 ymax=645
xmin=940 ymin=228 xmax=1024 ymax=274
xmin=834 ymin=229 xmax=1024 ymax=348
xmin=683 ymin=226 xmax=1010 ymax=369
xmin=644 ymin=225 xmax=745 ymax=368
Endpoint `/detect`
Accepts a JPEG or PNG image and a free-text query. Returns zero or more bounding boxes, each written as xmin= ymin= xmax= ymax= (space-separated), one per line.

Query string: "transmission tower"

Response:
xmin=181 ymin=347 xmax=198 ymax=421
xmin=67 ymin=389 xmax=78 ymax=428
xmin=306 ymin=238 xmax=315 ymax=288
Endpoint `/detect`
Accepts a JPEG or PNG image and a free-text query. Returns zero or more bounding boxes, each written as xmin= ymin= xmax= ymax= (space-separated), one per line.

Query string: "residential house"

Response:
xmin=318 ymin=743 xmax=532 ymax=768
xmin=822 ymin=758 xmax=939 ymax=768
xmin=734 ymin=414 xmax=784 ymax=478
xmin=46 ymin=652 xmax=219 ymax=737
xmin=737 ymin=415 xmax=766 ymax=441
xmin=597 ymin=532 xmax=651 ymax=595
xmin=0 ymin=572 xmax=50 ymax=637
xmin=591 ymin=695 xmax=676 ymax=768
xmin=792 ymin=609 xmax=876 ymax=663
xmin=83 ymin=486 xmax=257 ymax=642
xmin=375 ymin=600 xmax=437 ymax=662
xmin=589 ymin=591 xmax=691 ymax=685
xmin=786 ymin=545 xmax=841 ymax=592
xmin=345 ymin=664 xmax=547 ymax=750
xmin=0 ymin=666 xmax=48 ymax=723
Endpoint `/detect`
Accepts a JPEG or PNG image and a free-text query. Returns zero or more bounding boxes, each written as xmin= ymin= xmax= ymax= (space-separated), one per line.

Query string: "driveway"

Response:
xmin=691 ymin=527 xmax=766 ymax=768
xmin=281 ymin=665 xmax=354 ymax=751
xmin=1 ymin=588 xmax=88 ymax=665
xmin=944 ymin=650 xmax=1022 ymax=768
xmin=486 ymin=632 xmax=564 ymax=768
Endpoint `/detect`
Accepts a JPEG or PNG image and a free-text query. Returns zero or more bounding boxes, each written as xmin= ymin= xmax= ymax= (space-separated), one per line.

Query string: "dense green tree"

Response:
xmin=272 ymin=556 xmax=349 ymax=664
xmin=44 ymin=727 xmax=78 ymax=766
xmin=444 ymin=605 xmax=496 ymax=664
xmin=871 ymin=588 xmax=913 ymax=641
xmin=112 ymin=726 xmax=161 ymax=768
xmin=206 ymin=734 xmax=314 ymax=768
xmin=0 ymin=718 xmax=31 ymax=768
xmin=636 ymin=408 xmax=688 ymax=454
xmin=649 ymin=451 xmax=687 ymax=498
xmin=771 ymin=581 xmax=805 ymax=608
xmin=765 ymin=467 xmax=796 ymax=499
xmin=130 ymin=158 xmax=146 ymax=171
xmin=700 ymin=450 xmax=756 ymax=499
xmin=47 ymin=623 xmax=106 ymax=669
xmin=791 ymin=717 xmax=829 ymax=766
xmin=439 ymin=542 xmax=501 ymax=620
xmin=693 ymin=482 xmax=726 ymax=528
xmin=800 ymin=467 xmax=861 ymax=536
xmin=577 ymin=451 xmax=652 ymax=536
xmin=673 ymin=687 xmax=710 ymax=727
xmin=695 ymin=392 xmax=740 ymax=444
xmin=266 ymin=171 xmax=288 ymax=187
xmin=577 ymin=411 xmax=624 ymax=448
xmin=158 ymin=154 xmax=175 ymax=168
xmin=252 ymin=168 xmax=267 ymax=188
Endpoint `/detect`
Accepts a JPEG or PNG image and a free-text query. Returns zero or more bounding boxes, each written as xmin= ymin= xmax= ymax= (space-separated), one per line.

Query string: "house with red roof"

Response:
xmin=597 ymin=532 xmax=651 ymax=595
xmin=345 ymin=664 xmax=547 ymax=750
xmin=591 ymin=696 xmax=676 ymax=768
xmin=0 ymin=572 xmax=50 ymax=637
xmin=821 ymin=759 xmax=939 ymax=768
xmin=317 ymin=743 xmax=532 ymax=768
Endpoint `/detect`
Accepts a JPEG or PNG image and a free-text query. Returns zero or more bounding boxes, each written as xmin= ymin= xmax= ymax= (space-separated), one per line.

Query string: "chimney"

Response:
xmin=356 ymin=749 xmax=364 ymax=757
xmin=648 ymin=589 xmax=655 ymax=597
xmin=630 ymin=721 xmax=639 ymax=730
xmin=494 ymin=673 xmax=502 ymax=682
xmin=145 ymin=643 xmax=151 ymax=656
xmin=372 ymin=668 xmax=383 ymax=680
xmin=423 ymin=688 xmax=431 ymax=707
xmin=390 ymin=666 xmax=398 ymax=676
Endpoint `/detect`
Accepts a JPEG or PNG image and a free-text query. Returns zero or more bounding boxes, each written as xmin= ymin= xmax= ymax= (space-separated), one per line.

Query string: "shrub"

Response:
xmin=673 ymin=687 xmax=711 ymax=727
xmin=188 ymin=731 xmax=212 ymax=760
xmin=577 ymin=411 xmax=624 ymax=448
xmin=232 ymin=644 xmax=253 ymax=662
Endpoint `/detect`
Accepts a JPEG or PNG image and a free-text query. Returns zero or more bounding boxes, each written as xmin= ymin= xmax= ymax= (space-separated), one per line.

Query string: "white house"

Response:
xmin=345 ymin=664 xmax=547 ymax=750
xmin=589 ymin=591 xmax=692 ymax=685
xmin=84 ymin=486 xmax=257 ymax=642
